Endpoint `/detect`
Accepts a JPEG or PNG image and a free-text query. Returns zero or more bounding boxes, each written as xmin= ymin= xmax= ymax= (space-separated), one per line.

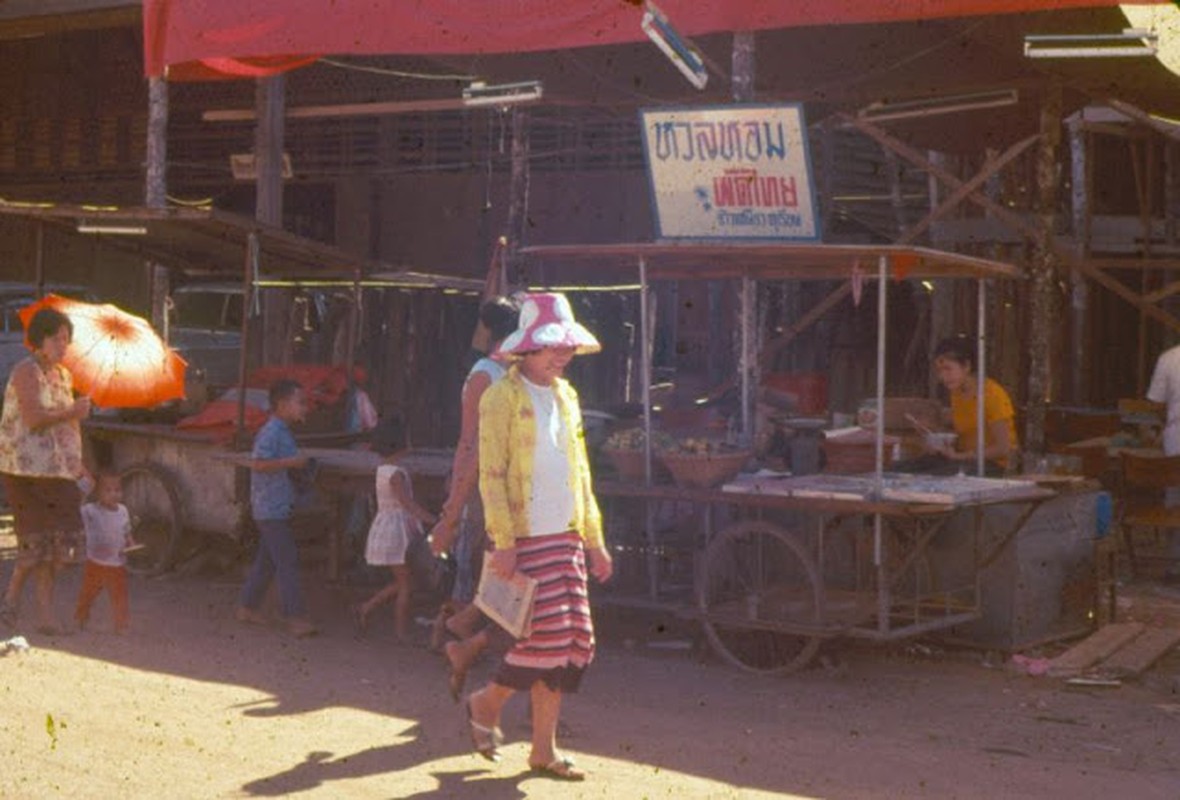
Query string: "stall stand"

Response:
xmin=522 ymin=242 xmax=1102 ymax=673
xmin=0 ymin=202 xmax=479 ymax=578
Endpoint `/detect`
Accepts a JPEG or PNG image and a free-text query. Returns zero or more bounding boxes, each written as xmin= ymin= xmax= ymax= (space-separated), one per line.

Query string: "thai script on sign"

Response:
xmin=717 ymin=210 xmax=804 ymax=228
xmin=712 ymin=168 xmax=798 ymax=209
xmin=652 ymin=120 xmax=788 ymax=162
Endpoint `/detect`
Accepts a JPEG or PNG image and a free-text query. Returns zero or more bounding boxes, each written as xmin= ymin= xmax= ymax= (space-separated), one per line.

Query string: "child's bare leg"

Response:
xmin=2 ymin=559 xmax=34 ymax=615
xmin=359 ymin=581 xmax=398 ymax=621
xmin=33 ymin=563 xmax=59 ymax=630
xmin=447 ymin=628 xmax=489 ymax=672
xmin=392 ymin=565 xmax=412 ymax=642
xmin=446 ymin=602 xmax=483 ymax=639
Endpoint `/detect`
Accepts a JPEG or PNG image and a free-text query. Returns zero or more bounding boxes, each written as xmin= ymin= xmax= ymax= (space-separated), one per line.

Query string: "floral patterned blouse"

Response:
xmin=0 ymin=357 xmax=83 ymax=479
xmin=478 ymin=364 xmax=603 ymax=551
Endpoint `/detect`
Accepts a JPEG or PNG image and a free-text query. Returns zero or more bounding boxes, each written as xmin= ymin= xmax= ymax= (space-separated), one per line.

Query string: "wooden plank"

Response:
xmin=1048 ymin=623 xmax=1145 ymax=677
xmin=1098 ymin=626 xmax=1180 ymax=679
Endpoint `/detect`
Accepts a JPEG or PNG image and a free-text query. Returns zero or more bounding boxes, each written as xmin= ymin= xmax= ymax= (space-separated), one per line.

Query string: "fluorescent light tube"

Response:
xmin=641 ymin=1 xmax=708 ymax=90
xmin=858 ymin=89 xmax=1018 ymax=122
xmin=1024 ymin=29 xmax=1157 ymax=58
xmin=461 ymin=81 xmax=543 ymax=108
xmin=76 ymin=223 xmax=148 ymax=235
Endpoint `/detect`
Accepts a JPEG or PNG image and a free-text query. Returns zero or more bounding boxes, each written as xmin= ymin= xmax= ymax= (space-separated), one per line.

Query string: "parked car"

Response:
xmin=168 ymin=282 xmax=341 ymax=392
xmin=0 ymin=282 xmax=96 ymax=405
xmin=168 ymin=282 xmax=245 ymax=391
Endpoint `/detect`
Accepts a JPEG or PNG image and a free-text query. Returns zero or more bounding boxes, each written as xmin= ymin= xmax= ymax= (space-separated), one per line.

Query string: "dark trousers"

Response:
xmin=239 ymin=518 xmax=308 ymax=617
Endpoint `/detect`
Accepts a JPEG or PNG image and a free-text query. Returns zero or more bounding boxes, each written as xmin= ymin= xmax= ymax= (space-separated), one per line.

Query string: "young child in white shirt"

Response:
xmin=75 ymin=472 xmax=136 ymax=633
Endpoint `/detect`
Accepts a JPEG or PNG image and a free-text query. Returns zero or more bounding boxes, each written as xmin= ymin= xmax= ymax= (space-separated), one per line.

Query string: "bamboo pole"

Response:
xmin=1026 ymin=81 xmax=1063 ymax=455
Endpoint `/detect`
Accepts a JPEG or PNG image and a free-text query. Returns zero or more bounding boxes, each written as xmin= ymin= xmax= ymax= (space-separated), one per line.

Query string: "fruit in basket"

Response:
xmin=603 ymin=428 xmax=676 ymax=452
xmin=659 ymin=438 xmax=751 ymax=488
xmin=672 ymin=436 xmax=744 ymax=457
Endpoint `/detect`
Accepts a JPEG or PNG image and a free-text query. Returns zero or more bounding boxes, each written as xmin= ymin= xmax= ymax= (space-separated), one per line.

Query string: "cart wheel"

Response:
xmin=119 ymin=463 xmax=183 ymax=576
xmin=698 ymin=520 xmax=824 ymax=675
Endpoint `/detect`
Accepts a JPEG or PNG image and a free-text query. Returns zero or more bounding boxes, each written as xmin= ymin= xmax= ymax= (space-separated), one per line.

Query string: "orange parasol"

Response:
xmin=19 ymin=294 xmax=187 ymax=408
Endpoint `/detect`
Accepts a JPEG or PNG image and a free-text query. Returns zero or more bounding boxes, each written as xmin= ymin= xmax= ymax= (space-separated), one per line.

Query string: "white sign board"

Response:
xmin=639 ymin=104 xmax=819 ymax=241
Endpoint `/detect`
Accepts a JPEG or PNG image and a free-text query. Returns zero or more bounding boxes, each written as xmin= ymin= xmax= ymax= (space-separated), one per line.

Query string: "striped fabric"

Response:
xmin=502 ymin=531 xmax=595 ymax=674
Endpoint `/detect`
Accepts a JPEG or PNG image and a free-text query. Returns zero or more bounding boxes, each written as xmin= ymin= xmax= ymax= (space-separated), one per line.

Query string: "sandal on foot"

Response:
xmin=529 ymin=758 xmax=585 ymax=782
xmin=464 ymin=696 xmax=501 ymax=762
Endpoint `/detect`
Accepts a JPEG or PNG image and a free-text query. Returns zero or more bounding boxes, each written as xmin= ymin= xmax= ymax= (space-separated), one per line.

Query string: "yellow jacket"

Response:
xmin=478 ymin=365 xmax=603 ymax=551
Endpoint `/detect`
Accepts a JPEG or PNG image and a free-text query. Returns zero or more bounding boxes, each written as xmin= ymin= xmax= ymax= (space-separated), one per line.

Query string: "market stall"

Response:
xmin=0 ymin=201 xmax=480 ymax=577
xmin=522 ymin=242 xmax=1105 ymax=673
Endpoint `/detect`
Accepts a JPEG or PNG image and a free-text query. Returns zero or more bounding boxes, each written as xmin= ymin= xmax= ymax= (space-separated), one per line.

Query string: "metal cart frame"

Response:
xmin=522 ymin=242 xmax=1042 ymax=673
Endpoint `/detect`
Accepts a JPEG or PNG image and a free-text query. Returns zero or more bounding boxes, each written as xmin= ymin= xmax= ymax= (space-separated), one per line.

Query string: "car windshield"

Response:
xmin=173 ymin=291 xmax=243 ymax=331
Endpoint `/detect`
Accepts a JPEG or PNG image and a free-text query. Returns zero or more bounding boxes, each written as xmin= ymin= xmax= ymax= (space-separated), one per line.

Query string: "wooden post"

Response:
xmin=1027 ymin=82 xmax=1063 ymax=454
xmin=504 ymin=107 xmax=530 ymax=287
xmin=732 ymin=31 xmax=757 ymax=439
xmin=145 ymin=76 xmax=170 ymax=335
xmin=254 ymin=74 xmax=290 ymax=366
xmin=33 ymin=222 xmax=44 ymax=299
xmin=927 ymin=150 xmax=954 ymax=398
xmin=1067 ymin=118 xmax=1091 ymax=405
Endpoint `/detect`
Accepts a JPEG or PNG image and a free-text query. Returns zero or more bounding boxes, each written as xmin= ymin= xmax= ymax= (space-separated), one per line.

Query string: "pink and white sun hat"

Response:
xmin=495 ymin=292 xmax=601 ymax=360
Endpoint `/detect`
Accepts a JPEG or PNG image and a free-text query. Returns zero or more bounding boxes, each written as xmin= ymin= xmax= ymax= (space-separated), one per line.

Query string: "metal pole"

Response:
xmin=977 ymin=279 xmax=987 ymax=477
xmin=874 ymin=255 xmax=887 ymax=491
xmin=33 ymin=222 xmax=44 ymax=299
xmin=639 ymin=257 xmax=658 ymax=600
xmin=875 ymin=254 xmax=888 ymax=633
xmin=344 ymin=269 xmax=361 ymax=393
xmin=740 ymin=273 xmax=752 ymax=445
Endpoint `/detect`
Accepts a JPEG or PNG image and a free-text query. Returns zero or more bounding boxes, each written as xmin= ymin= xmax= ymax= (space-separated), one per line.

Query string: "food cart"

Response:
xmin=521 ymin=242 xmax=1094 ymax=673
xmin=0 ymin=202 xmax=479 ymax=576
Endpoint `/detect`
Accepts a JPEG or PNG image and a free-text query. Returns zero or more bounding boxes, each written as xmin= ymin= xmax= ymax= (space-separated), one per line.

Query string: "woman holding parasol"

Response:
xmin=0 ymin=308 xmax=91 ymax=635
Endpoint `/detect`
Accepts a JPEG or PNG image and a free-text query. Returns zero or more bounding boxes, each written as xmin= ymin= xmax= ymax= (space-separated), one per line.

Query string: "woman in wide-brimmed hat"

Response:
xmin=463 ymin=292 xmax=612 ymax=782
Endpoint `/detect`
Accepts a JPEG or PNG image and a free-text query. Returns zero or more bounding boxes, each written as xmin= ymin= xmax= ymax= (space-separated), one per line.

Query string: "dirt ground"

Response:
xmin=2 ymin=531 xmax=1180 ymax=800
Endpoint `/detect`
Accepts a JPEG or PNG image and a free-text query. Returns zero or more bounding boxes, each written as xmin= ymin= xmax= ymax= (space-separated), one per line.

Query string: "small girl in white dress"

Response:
xmin=355 ymin=419 xmax=436 ymax=642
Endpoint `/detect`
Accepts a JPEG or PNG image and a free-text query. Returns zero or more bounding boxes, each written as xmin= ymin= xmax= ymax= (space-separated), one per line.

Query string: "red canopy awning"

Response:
xmin=145 ymin=0 xmax=1160 ymax=80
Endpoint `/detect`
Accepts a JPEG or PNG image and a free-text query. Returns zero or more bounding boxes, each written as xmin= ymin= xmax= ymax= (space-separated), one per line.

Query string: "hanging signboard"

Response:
xmin=639 ymin=104 xmax=820 ymax=241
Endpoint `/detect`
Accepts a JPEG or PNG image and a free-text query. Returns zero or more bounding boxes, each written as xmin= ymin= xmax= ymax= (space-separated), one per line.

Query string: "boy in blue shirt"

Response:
xmin=235 ymin=379 xmax=317 ymax=638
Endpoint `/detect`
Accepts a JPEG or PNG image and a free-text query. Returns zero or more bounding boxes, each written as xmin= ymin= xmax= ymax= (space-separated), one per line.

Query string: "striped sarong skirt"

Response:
xmin=494 ymin=531 xmax=595 ymax=693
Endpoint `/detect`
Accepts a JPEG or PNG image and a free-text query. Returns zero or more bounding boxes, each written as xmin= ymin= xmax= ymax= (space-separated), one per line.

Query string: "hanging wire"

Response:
xmin=483 ymin=111 xmax=494 ymax=210
xmin=318 ymin=56 xmax=479 ymax=82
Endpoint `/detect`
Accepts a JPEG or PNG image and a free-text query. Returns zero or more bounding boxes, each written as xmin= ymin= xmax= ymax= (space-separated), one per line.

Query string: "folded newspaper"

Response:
xmin=474 ymin=559 xmax=539 ymax=639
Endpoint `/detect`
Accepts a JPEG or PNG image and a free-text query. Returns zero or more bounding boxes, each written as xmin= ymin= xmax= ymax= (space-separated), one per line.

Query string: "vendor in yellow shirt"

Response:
xmin=930 ymin=335 xmax=1018 ymax=476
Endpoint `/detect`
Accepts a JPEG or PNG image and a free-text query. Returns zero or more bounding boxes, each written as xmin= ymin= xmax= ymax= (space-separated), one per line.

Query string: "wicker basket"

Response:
xmin=659 ymin=450 xmax=751 ymax=489
xmin=601 ymin=448 xmax=670 ymax=482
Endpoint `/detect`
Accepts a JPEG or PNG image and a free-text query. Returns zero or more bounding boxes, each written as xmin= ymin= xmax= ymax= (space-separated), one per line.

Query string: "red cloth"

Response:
xmin=144 ymin=0 xmax=1136 ymax=79
xmin=246 ymin=364 xmax=365 ymax=412
xmin=176 ymin=402 xmax=269 ymax=442
xmin=76 ymin=561 xmax=130 ymax=632
xmin=176 ymin=364 xmax=363 ymax=442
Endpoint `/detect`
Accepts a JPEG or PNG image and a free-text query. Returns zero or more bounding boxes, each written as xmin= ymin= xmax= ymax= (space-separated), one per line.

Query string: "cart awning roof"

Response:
xmin=0 ymin=201 xmax=482 ymax=290
xmin=519 ymin=242 xmax=1024 ymax=282
xmin=143 ymin=0 xmax=1152 ymax=79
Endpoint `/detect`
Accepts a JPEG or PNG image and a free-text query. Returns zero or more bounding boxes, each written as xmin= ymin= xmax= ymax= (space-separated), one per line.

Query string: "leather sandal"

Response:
xmin=464 ymin=696 xmax=502 ymax=762
xmin=528 ymin=758 xmax=585 ymax=782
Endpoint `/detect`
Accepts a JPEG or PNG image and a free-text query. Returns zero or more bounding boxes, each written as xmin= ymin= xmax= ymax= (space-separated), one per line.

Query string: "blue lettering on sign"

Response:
xmin=653 ymin=119 xmax=790 ymax=163
xmin=717 ymin=209 xmax=803 ymax=229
